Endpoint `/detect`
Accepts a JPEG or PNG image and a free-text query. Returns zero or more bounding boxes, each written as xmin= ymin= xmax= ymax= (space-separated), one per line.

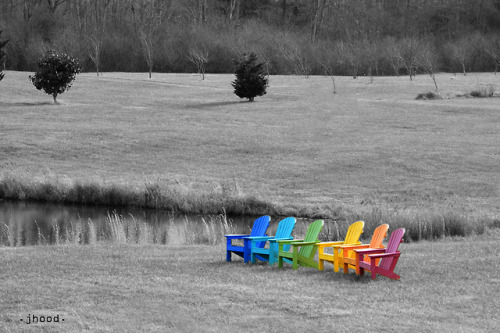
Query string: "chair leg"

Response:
xmin=371 ymin=261 xmax=377 ymax=280
xmin=292 ymin=246 xmax=298 ymax=270
xmin=226 ymin=238 xmax=232 ymax=262
xmin=243 ymin=239 xmax=250 ymax=263
xmin=318 ymin=258 xmax=324 ymax=271
xmin=269 ymin=247 xmax=275 ymax=266
xmin=333 ymin=248 xmax=340 ymax=272
xmin=278 ymin=243 xmax=283 ymax=268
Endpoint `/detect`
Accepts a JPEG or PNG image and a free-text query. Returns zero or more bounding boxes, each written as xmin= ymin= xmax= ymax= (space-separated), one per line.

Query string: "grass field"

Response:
xmin=1 ymin=231 xmax=499 ymax=332
xmin=1 ymin=71 xmax=499 ymax=221
xmin=1 ymin=71 xmax=499 ymax=331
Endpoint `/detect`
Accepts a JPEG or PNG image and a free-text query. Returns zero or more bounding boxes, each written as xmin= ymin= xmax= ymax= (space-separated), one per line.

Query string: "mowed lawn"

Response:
xmin=1 ymin=232 xmax=499 ymax=332
xmin=1 ymin=72 xmax=500 ymax=332
xmin=0 ymin=71 xmax=499 ymax=216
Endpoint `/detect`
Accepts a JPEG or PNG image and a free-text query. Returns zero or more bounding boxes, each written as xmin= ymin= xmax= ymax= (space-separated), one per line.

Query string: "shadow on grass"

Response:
xmin=185 ymin=100 xmax=249 ymax=109
xmin=0 ymin=101 xmax=55 ymax=107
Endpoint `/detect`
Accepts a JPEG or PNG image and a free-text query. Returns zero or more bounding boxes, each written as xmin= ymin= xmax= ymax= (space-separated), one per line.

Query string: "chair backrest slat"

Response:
xmin=271 ymin=217 xmax=296 ymax=253
xmin=250 ymin=215 xmax=271 ymax=248
xmin=299 ymin=220 xmax=324 ymax=258
xmin=344 ymin=221 xmax=364 ymax=244
xmin=342 ymin=221 xmax=364 ymax=259
xmin=361 ymin=224 xmax=389 ymax=264
xmin=379 ymin=228 xmax=405 ymax=270
xmin=369 ymin=224 xmax=389 ymax=248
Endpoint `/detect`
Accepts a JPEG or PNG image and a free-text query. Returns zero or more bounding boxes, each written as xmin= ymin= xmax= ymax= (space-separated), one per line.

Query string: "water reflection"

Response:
xmin=0 ymin=201 xmax=261 ymax=246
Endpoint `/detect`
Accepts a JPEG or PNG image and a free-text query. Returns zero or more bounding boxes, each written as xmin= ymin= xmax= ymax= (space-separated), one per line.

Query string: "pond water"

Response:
xmin=0 ymin=200 xmax=267 ymax=246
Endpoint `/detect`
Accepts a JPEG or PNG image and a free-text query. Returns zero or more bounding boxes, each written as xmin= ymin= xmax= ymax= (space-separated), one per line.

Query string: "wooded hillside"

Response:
xmin=1 ymin=0 xmax=500 ymax=76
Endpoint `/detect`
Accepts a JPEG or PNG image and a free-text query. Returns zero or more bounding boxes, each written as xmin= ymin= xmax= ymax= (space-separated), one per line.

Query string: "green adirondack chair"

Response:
xmin=277 ymin=219 xmax=324 ymax=270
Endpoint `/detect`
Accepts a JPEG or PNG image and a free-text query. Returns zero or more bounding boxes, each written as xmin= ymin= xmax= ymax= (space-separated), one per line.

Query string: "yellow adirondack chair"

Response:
xmin=317 ymin=221 xmax=364 ymax=272
xmin=338 ymin=224 xmax=389 ymax=274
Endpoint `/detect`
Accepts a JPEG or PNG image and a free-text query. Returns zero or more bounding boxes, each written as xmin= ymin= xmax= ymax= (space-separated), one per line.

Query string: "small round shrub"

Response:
xmin=415 ymin=91 xmax=443 ymax=100
xmin=469 ymin=85 xmax=495 ymax=98
xmin=29 ymin=50 xmax=82 ymax=103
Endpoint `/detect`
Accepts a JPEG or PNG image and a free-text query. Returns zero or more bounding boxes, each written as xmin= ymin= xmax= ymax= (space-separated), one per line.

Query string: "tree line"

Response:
xmin=0 ymin=0 xmax=499 ymax=78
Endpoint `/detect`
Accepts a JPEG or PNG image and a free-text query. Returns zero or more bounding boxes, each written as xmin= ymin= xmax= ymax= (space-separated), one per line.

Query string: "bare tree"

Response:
xmin=418 ymin=40 xmax=440 ymax=91
xmin=337 ymin=40 xmax=364 ymax=79
xmin=447 ymin=34 xmax=480 ymax=76
xmin=45 ymin=0 xmax=68 ymax=13
xmin=482 ymin=33 xmax=500 ymax=75
xmin=310 ymin=0 xmax=327 ymax=42
xmin=314 ymin=40 xmax=338 ymax=94
xmin=198 ymin=0 xmax=207 ymax=23
xmin=382 ymin=37 xmax=405 ymax=76
xmin=83 ymin=0 xmax=112 ymax=77
xmin=400 ymin=37 xmax=420 ymax=81
xmin=277 ymin=33 xmax=311 ymax=77
xmin=0 ymin=31 xmax=9 ymax=81
xmin=187 ymin=45 xmax=209 ymax=80
xmin=228 ymin=0 xmax=240 ymax=21
xmin=362 ymin=38 xmax=383 ymax=83
xmin=22 ymin=0 xmax=42 ymax=23
xmin=134 ymin=0 xmax=173 ymax=79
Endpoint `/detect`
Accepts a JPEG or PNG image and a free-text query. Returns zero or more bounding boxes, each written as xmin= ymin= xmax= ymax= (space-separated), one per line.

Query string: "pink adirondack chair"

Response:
xmin=353 ymin=228 xmax=405 ymax=280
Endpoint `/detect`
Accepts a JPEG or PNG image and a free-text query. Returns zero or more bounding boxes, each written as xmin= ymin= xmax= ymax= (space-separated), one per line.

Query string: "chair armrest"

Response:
xmin=246 ymin=236 xmax=274 ymax=240
xmin=278 ymin=239 xmax=304 ymax=244
xmin=368 ymin=252 xmax=400 ymax=259
xmin=225 ymin=234 xmax=250 ymax=239
xmin=291 ymin=241 xmax=319 ymax=247
xmin=355 ymin=248 xmax=387 ymax=255
xmin=268 ymin=237 xmax=293 ymax=243
xmin=333 ymin=241 xmax=362 ymax=249
xmin=338 ymin=243 xmax=367 ymax=251
xmin=317 ymin=241 xmax=345 ymax=248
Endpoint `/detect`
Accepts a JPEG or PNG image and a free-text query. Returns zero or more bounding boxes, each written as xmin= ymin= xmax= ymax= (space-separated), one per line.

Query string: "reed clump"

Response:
xmin=183 ymin=211 xmax=236 ymax=245
xmin=346 ymin=206 xmax=493 ymax=242
xmin=0 ymin=212 xmax=166 ymax=246
xmin=0 ymin=210 xmax=238 ymax=247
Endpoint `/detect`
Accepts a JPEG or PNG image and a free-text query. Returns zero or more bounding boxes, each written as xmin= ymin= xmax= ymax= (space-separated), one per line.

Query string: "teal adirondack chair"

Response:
xmin=249 ymin=217 xmax=296 ymax=266
xmin=278 ymin=219 xmax=324 ymax=270
xmin=225 ymin=215 xmax=270 ymax=263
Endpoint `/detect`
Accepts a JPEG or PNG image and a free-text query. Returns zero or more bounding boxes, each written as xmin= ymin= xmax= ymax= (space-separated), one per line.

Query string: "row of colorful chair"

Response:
xmin=225 ymin=216 xmax=405 ymax=280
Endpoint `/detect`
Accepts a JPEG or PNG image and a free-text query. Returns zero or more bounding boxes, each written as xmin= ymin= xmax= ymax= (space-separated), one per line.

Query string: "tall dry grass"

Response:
xmin=0 ymin=210 xmax=239 ymax=247
xmin=0 ymin=173 xmax=275 ymax=217
xmin=342 ymin=206 xmax=495 ymax=242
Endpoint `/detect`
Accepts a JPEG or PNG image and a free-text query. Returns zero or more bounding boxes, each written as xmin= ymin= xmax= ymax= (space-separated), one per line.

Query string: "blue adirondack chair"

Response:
xmin=225 ymin=215 xmax=270 ymax=263
xmin=249 ymin=217 xmax=296 ymax=266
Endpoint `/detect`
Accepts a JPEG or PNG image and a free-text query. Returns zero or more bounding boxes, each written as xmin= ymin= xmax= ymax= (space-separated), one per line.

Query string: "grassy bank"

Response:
xmin=1 ymin=71 xmax=499 ymax=238
xmin=1 ymin=233 xmax=499 ymax=332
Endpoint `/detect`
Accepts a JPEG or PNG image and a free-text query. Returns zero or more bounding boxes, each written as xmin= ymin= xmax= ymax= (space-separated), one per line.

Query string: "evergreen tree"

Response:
xmin=0 ymin=31 xmax=9 ymax=82
xmin=29 ymin=50 xmax=82 ymax=103
xmin=232 ymin=53 xmax=268 ymax=102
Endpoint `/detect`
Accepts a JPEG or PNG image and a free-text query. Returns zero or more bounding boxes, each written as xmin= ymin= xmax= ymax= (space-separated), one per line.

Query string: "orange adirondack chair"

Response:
xmin=353 ymin=228 xmax=405 ymax=280
xmin=338 ymin=224 xmax=389 ymax=274
xmin=317 ymin=221 xmax=364 ymax=272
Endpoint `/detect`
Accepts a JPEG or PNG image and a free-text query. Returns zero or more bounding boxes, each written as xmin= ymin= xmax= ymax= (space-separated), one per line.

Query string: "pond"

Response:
xmin=0 ymin=200 xmax=265 ymax=246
